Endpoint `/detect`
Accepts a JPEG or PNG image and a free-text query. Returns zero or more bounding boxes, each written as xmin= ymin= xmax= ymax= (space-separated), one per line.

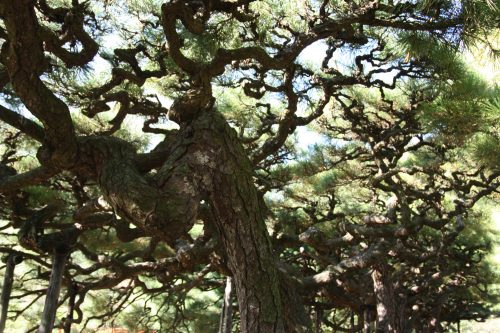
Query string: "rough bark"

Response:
xmin=0 ymin=254 xmax=20 ymax=333
xmin=0 ymin=0 xmax=78 ymax=168
xmin=91 ymin=108 xmax=310 ymax=332
xmin=82 ymin=134 xmax=200 ymax=245
xmin=192 ymin=111 xmax=309 ymax=333
xmin=372 ymin=265 xmax=399 ymax=333
xmin=168 ymin=110 xmax=309 ymax=332
xmin=198 ymin=114 xmax=285 ymax=332
xmin=37 ymin=249 xmax=68 ymax=333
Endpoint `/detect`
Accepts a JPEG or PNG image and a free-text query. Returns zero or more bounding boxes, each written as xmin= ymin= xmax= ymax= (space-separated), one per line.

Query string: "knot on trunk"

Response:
xmin=168 ymin=89 xmax=214 ymax=124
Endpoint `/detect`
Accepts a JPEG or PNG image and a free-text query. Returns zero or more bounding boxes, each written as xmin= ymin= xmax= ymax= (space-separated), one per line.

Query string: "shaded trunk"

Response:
xmin=315 ymin=306 xmax=323 ymax=333
xmin=0 ymin=254 xmax=20 ymax=333
xmin=363 ymin=306 xmax=372 ymax=333
xmin=372 ymin=265 xmax=399 ymax=333
xmin=396 ymin=296 xmax=408 ymax=333
xmin=218 ymin=277 xmax=233 ymax=333
xmin=37 ymin=249 xmax=68 ymax=333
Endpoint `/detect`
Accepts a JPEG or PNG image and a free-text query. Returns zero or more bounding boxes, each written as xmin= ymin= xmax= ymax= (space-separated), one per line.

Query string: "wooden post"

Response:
xmin=0 ymin=254 xmax=20 ymax=333
xmin=63 ymin=283 xmax=78 ymax=333
xmin=37 ymin=249 xmax=69 ymax=333
xmin=218 ymin=277 xmax=233 ymax=333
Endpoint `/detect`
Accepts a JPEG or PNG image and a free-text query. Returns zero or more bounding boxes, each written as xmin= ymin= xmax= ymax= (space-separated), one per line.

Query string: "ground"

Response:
xmin=462 ymin=317 xmax=500 ymax=332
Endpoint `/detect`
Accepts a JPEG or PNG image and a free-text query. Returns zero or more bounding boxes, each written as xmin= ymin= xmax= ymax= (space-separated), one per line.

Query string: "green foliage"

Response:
xmin=419 ymin=75 xmax=489 ymax=140
xmin=473 ymin=134 xmax=500 ymax=169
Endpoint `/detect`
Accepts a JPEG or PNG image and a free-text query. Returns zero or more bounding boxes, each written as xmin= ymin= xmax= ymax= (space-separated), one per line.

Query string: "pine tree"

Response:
xmin=0 ymin=1 xmax=499 ymax=332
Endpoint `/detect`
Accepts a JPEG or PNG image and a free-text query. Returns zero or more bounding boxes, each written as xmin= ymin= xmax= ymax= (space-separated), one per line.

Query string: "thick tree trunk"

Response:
xmin=96 ymin=109 xmax=309 ymax=332
xmin=162 ymin=110 xmax=310 ymax=332
xmin=396 ymin=296 xmax=408 ymax=333
xmin=218 ymin=277 xmax=233 ymax=333
xmin=37 ymin=249 xmax=68 ymax=333
xmin=196 ymin=111 xmax=309 ymax=332
xmin=371 ymin=265 xmax=399 ymax=333
xmin=0 ymin=254 xmax=19 ymax=333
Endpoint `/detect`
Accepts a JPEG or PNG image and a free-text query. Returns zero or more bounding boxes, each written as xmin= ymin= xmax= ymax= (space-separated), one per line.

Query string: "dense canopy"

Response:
xmin=0 ymin=1 xmax=499 ymax=332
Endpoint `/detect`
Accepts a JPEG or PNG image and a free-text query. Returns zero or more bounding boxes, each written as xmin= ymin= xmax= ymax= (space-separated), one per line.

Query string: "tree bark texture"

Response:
xmin=0 ymin=254 xmax=18 ymax=333
xmin=372 ymin=265 xmax=399 ymax=333
xmin=37 ymin=250 xmax=68 ymax=333
xmin=198 ymin=113 xmax=298 ymax=333
xmin=0 ymin=0 xmax=78 ymax=168
xmin=94 ymin=109 xmax=309 ymax=332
